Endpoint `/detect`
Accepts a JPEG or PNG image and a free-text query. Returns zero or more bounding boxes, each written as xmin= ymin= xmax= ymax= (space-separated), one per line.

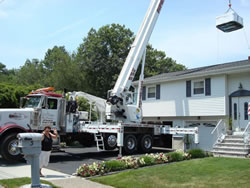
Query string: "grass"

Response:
xmin=0 ymin=177 xmax=59 ymax=188
xmin=92 ymin=157 xmax=250 ymax=188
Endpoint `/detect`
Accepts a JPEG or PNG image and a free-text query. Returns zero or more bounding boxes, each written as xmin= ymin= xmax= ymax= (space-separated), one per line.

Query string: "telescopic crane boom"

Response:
xmin=106 ymin=0 xmax=165 ymax=123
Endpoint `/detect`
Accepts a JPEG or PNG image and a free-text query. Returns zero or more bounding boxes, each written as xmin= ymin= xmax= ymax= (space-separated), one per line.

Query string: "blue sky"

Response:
xmin=0 ymin=0 xmax=250 ymax=70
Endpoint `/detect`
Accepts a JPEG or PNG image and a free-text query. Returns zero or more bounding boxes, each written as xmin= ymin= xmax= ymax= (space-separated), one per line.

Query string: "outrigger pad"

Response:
xmin=216 ymin=10 xmax=243 ymax=33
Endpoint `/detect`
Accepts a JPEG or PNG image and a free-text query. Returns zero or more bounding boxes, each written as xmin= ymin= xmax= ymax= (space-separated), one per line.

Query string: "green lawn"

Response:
xmin=0 ymin=177 xmax=59 ymax=188
xmin=92 ymin=157 xmax=250 ymax=188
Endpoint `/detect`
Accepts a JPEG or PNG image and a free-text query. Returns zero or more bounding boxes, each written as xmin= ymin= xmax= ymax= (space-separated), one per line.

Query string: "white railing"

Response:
xmin=211 ymin=119 xmax=227 ymax=144
xmin=243 ymin=122 xmax=250 ymax=144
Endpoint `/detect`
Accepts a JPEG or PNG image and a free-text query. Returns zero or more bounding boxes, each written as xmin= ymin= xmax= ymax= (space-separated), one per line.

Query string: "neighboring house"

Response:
xmin=133 ymin=59 xmax=250 ymax=151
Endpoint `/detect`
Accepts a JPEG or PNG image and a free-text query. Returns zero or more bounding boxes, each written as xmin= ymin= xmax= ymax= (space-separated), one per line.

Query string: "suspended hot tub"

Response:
xmin=216 ymin=9 xmax=243 ymax=33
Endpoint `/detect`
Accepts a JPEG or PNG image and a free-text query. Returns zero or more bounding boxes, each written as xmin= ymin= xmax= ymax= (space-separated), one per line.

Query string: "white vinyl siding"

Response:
xmin=142 ymin=75 xmax=226 ymax=117
xmin=227 ymin=72 xmax=250 ymax=95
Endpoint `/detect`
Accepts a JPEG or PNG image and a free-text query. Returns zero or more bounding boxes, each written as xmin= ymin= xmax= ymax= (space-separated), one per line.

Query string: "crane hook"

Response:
xmin=229 ymin=0 xmax=232 ymax=8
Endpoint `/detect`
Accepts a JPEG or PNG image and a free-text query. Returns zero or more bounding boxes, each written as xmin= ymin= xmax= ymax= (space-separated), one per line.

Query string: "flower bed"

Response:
xmin=76 ymin=149 xmax=206 ymax=177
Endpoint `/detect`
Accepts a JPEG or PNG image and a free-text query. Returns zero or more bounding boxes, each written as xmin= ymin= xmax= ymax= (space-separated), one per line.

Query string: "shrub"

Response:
xmin=77 ymin=162 xmax=106 ymax=177
xmin=153 ymin=153 xmax=169 ymax=164
xmin=76 ymin=150 xmax=207 ymax=177
xmin=166 ymin=151 xmax=184 ymax=162
xmin=187 ymin=149 xmax=206 ymax=159
xmin=120 ymin=156 xmax=140 ymax=169
xmin=140 ymin=155 xmax=156 ymax=166
xmin=104 ymin=160 xmax=127 ymax=172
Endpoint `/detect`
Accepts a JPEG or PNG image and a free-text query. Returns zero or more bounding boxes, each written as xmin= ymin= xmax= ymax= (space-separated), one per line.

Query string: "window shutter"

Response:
xmin=186 ymin=80 xmax=191 ymax=97
xmin=205 ymin=78 xmax=211 ymax=96
xmin=156 ymin=84 xmax=161 ymax=100
xmin=142 ymin=86 xmax=146 ymax=101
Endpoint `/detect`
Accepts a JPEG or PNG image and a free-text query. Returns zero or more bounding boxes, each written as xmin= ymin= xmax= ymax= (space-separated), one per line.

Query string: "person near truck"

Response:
xmin=39 ymin=125 xmax=58 ymax=177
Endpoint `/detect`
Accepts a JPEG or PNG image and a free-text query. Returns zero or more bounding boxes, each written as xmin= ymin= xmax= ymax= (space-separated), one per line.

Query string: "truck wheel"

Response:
xmin=139 ymin=134 xmax=153 ymax=153
xmin=104 ymin=134 xmax=117 ymax=150
xmin=1 ymin=133 xmax=22 ymax=162
xmin=123 ymin=134 xmax=137 ymax=154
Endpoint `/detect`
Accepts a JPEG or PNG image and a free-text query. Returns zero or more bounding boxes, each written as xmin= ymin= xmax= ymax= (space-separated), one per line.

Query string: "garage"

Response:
xmin=186 ymin=122 xmax=216 ymax=151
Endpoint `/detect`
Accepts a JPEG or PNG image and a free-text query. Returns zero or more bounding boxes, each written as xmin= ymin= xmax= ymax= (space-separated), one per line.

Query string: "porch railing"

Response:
xmin=243 ymin=122 xmax=250 ymax=145
xmin=211 ymin=119 xmax=227 ymax=144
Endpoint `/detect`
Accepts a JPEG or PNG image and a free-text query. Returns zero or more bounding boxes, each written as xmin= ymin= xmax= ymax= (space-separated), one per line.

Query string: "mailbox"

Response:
xmin=17 ymin=133 xmax=44 ymax=188
xmin=17 ymin=133 xmax=42 ymax=155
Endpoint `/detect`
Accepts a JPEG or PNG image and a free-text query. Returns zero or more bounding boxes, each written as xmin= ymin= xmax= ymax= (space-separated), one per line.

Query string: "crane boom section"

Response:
xmin=112 ymin=0 xmax=164 ymax=97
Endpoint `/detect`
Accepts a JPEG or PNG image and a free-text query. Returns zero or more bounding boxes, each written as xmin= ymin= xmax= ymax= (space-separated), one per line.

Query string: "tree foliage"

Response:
xmin=42 ymin=46 xmax=83 ymax=90
xmin=15 ymin=59 xmax=44 ymax=85
xmin=76 ymin=24 xmax=134 ymax=98
xmin=0 ymin=83 xmax=38 ymax=108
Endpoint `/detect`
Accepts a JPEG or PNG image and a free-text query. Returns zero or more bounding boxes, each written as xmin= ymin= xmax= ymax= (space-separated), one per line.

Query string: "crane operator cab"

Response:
xmin=216 ymin=1 xmax=243 ymax=33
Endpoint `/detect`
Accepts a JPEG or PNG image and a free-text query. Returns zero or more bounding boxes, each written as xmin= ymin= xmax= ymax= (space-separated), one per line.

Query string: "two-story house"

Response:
xmin=133 ymin=59 xmax=250 ymax=151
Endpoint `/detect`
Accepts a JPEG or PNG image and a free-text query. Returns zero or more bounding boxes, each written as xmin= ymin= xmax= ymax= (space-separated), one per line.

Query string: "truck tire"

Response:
xmin=123 ymin=134 xmax=137 ymax=155
xmin=139 ymin=134 xmax=153 ymax=153
xmin=104 ymin=134 xmax=117 ymax=150
xmin=1 ymin=133 xmax=22 ymax=162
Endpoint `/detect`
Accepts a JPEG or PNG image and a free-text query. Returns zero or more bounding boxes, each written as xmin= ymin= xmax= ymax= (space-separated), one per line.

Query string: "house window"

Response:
xmin=244 ymin=102 xmax=248 ymax=120
xmin=193 ymin=80 xmax=204 ymax=95
xmin=234 ymin=103 xmax=237 ymax=120
xmin=147 ymin=86 xmax=156 ymax=98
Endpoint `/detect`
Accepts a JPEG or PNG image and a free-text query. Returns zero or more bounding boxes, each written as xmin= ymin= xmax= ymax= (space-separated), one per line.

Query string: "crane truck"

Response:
xmin=0 ymin=0 xmax=199 ymax=162
xmin=78 ymin=0 xmax=199 ymax=156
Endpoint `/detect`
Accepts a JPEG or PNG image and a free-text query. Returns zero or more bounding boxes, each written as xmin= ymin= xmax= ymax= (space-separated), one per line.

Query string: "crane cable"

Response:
xmin=226 ymin=0 xmax=235 ymax=13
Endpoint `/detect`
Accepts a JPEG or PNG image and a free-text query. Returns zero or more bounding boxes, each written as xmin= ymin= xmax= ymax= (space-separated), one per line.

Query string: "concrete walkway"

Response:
xmin=0 ymin=163 xmax=112 ymax=188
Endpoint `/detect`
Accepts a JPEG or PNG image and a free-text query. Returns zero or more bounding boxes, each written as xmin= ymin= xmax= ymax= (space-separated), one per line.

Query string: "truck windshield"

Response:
xmin=23 ymin=96 xmax=41 ymax=108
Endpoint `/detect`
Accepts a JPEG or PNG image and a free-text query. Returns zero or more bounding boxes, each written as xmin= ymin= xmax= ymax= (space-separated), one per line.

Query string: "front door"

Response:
xmin=232 ymin=96 xmax=250 ymax=131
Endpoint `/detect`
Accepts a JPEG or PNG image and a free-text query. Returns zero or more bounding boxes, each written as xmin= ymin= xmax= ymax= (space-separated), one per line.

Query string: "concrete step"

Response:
xmin=222 ymin=138 xmax=244 ymax=144
xmin=213 ymin=146 xmax=249 ymax=153
xmin=212 ymin=150 xmax=248 ymax=158
xmin=225 ymin=135 xmax=244 ymax=139
xmin=213 ymin=153 xmax=247 ymax=158
xmin=215 ymin=143 xmax=249 ymax=148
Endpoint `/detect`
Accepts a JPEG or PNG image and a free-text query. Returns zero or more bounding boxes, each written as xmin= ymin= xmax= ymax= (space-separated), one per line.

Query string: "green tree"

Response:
xmin=0 ymin=83 xmax=37 ymax=108
xmin=76 ymin=24 xmax=134 ymax=98
xmin=0 ymin=62 xmax=8 ymax=74
xmin=0 ymin=63 xmax=17 ymax=83
xmin=15 ymin=59 xmax=45 ymax=85
xmin=42 ymin=46 xmax=83 ymax=91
